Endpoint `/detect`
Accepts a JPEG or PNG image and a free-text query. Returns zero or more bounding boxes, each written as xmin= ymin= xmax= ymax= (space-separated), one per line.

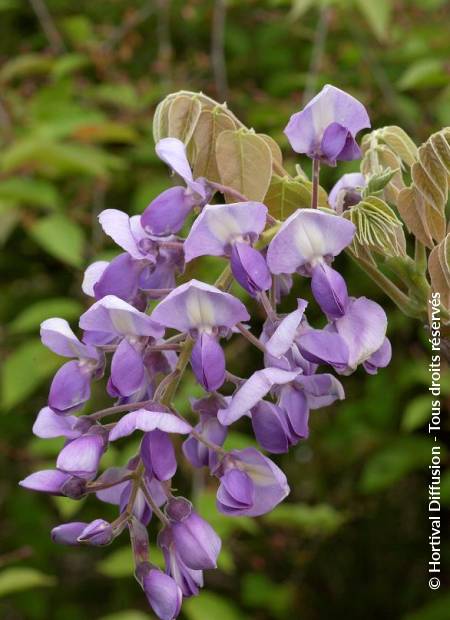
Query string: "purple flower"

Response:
xmin=56 ymin=431 xmax=107 ymax=478
xmin=40 ymin=318 xmax=103 ymax=414
xmin=166 ymin=509 xmax=221 ymax=571
xmin=19 ymin=469 xmax=72 ymax=495
xmin=298 ymin=297 xmax=389 ymax=375
xmin=79 ymin=295 xmax=163 ymax=398
xmin=284 ymin=84 xmax=370 ymax=165
xmin=184 ymin=201 xmax=271 ymax=296
xmin=51 ymin=522 xmax=87 ymax=545
xmin=109 ymin=406 xmax=192 ymax=441
xmin=32 ymin=407 xmax=84 ymax=439
xmin=214 ymin=448 xmax=289 ymax=517
xmin=151 ymin=279 xmax=249 ymax=391
xmin=158 ymin=528 xmax=204 ymax=597
xmin=141 ymin=138 xmax=210 ymax=235
xmin=267 ymin=209 xmax=355 ymax=316
xmin=140 ymin=429 xmax=177 ymax=481
xmin=77 ymin=519 xmax=114 ymax=546
xmin=141 ymin=565 xmax=183 ymax=620
xmin=328 ymin=172 xmax=365 ymax=213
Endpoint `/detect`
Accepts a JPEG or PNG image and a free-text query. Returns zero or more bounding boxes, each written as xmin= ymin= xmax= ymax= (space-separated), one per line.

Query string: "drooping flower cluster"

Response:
xmin=20 ymin=85 xmax=391 ymax=620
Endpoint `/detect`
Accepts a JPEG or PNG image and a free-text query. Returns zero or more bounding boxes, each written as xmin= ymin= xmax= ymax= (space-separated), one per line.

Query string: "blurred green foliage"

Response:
xmin=0 ymin=1 xmax=449 ymax=619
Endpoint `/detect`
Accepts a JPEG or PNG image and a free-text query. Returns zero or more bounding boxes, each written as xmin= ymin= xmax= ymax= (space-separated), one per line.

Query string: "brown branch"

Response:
xmin=28 ymin=0 xmax=65 ymax=53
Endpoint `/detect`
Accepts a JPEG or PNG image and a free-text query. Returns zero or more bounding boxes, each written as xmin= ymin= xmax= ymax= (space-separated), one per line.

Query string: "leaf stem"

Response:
xmin=311 ymin=158 xmax=320 ymax=209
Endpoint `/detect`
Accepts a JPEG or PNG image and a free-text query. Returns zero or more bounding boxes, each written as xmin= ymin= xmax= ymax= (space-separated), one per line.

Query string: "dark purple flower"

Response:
xmin=183 ymin=395 xmax=228 ymax=469
xmin=158 ymin=528 xmax=204 ymax=597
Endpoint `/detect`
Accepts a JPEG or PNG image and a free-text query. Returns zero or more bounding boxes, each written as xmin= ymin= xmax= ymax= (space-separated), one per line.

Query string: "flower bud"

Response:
xmin=51 ymin=522 xmax=87 ymax=545
xmin=169 ymin=512 xmax=221 ymax=570
xmin=141 ymin=565 xmax=182 ymax=620
xmin=61 ymin=475 xmax=87 ymax=499
xmin=77 ymin=519 xmax=113 ymax=546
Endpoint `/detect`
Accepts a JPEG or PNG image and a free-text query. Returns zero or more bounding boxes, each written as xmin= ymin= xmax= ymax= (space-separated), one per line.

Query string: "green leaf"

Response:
xmin=28 ymin=214 xmax=85 ymax=267
xmin=9 ymin=298 xmax=83 ymax=334
xmin=398 ymin=59 xmax=447 ymax=91
xmin=183 ymin=592 xmax=244 ymax=620
xmin=242 ymin=573 xmax=294 ymax=616
xmin=356 ymin=0 xmax=392 ymax=42
xmin=216 ymin=129 xmax=273 ymax=202
xmin=401 ymin=395 xmax=430 ymax=431
xmin=264 ymin=175 xmax=315 ymax=219
xmin=359 ymin=437 xmax=441 ymax=493
xmin=264 ymin=503 xmax=347 ymax=535
xmin=0 ymin=568 xmax=56 ymax=597
xmin=1 ymin=339 xmax=60 ymax=409
xmin=52 ymin=496 xmax=84 ymax=519
xmin=0 ymin=200 xmax=20 ymax=244
xmin=403 ymin=592 xmax=450 ymax=620
xmin=97 ymin=612 xmax=150 ymax=620
xmin=1 ymin=140 xmax=123 ymax=179
xmin=51 ymin=53 xmax=90 ymax=79
xmin=0 ymin=178 xmax=61 ymax=210
xmin=0 ymin=54 xmax=53 ymax=82
xmin=96 ymin=547 xmax=134 ymax=579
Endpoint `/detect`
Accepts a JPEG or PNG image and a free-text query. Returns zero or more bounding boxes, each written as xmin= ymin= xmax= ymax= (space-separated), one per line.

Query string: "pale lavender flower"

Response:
xmin=40 ymin=318 xmax=103 ymax=414
xmin=151 ymin=279 xmax=249 ymax=391
xmin=214 ymin=448 xmax=289 ymax=517
xmin=284 ymin=84 xmax=370 ymax=165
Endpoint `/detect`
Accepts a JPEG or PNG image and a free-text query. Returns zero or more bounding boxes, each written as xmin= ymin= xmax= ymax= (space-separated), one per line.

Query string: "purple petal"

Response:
xmin=110 ymin=339 xmax=145 ymax=397
xmin=267 ymin=209 xmax=356 ymax=275
xmin=219 ymin=448 xmax=289 ymax=517
xmin=311 ymin=263 xmax=349 ymax=318
xmin=265 ymin=299 xmax=308 ymax=358
xmin=51 ymin=522 xmax=87 ymax=545
xmin=190 ymin=333 xmax=226 ymax=392
xmin=184 ymin=202 xmax=268 ymax=262
xmin=109 ymin=408 xmax=192 ymax=441
xmin=363 ymin=337 xmax=392 ymax=374
xmin=219 ymin=469 xmax=254 ymax=509
xmin=141 ymin=186 xmax=193 ymax=236
xmin=218 ymin=367 xmax=300 ymax=426
xmin=33 ymin=407 xmax=81 ymax=439
xmin=143 ymin=568 xmax=182 ymax=620
xmin=78 ymin=519 xmax=113 ymax=546
xmin=151 ymin=279 xmax=250 ymax=333
xmin=19 ymin=469 xmax=70 ymax=495
xmin=141 ymin=430 xmax=177 ymax=481
xmin=320 ymin=122 xmax=350 ymax=164
xmin=93 ymin=253 xmax=143 ymax=302
xmin=230 ymin=243 xmax=272 ymax=296
xmin=171 ymin=512 xmax=221 ymax=570
xmin=96 ymin=467 xmax=131 ymax=505
xmin=56 ymin=434 xmax=105 ymax=477
xmin=295 ymin=373 xmax=345 ymax=408
xmin=156 ymin=137 xmax=194 ymax=185
xmin=41 ymin=318 xmax=96 ymax=359
xmin=48 ymin=360 xmax=92 ymax=414
xmin=338 ymin=134 xmax=362 ymax=161
xmin=278 ymin=385 xmax=310 ymax=438
xmin=251 ymin=401 xmax=291 ymax=453
xmin=80 ymin=295 xmax=164 ymax=339
xmin=334 ymin=297 xmax=387 ymax=372
xmin=82 ymin=261 xmax=109 ymax=297
xmin=298 ymin=328 xmax=349 ymax=371
xmin=284 ymin=84 xmax=370 ymax=158
xmin=328 ymin=172 xmax=365 ymax=211
xmin=98 ymin=209 xmax=143 ymax=259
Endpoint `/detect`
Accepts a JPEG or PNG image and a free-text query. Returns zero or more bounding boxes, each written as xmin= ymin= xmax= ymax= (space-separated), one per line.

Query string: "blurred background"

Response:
xmin=1 ymin=1 xmax=449 ymax=619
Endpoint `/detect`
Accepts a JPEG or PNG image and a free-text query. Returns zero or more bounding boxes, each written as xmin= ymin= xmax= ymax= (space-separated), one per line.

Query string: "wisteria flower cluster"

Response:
xmin=20 ymin=85 xmax=391 ymax=620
